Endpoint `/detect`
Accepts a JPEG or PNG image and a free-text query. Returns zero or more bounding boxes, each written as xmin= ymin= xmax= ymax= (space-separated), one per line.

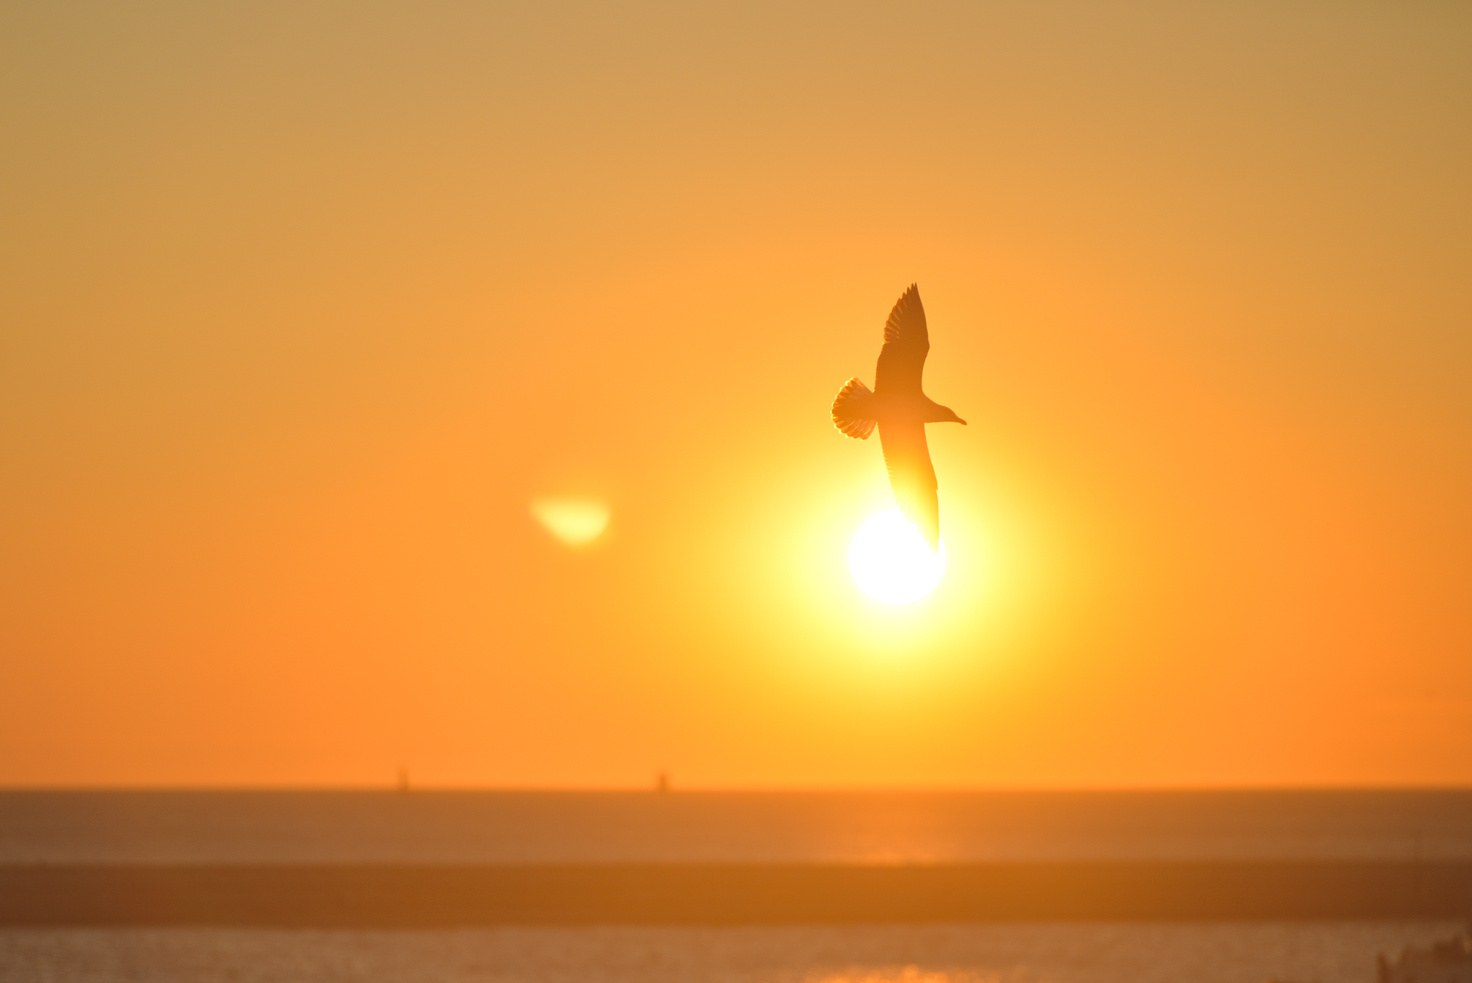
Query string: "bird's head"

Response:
xmin=920 ymin=396 xmax=967 ymax=425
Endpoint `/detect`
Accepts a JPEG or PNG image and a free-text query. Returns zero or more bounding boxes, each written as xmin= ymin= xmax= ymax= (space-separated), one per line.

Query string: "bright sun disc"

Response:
xmin=849 ymin=509 xmax=946 ymax=603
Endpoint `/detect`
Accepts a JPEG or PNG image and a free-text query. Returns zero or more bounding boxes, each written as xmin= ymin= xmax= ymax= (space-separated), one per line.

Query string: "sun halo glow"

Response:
xmin=848 ymin=509 xmax=946 ymax=603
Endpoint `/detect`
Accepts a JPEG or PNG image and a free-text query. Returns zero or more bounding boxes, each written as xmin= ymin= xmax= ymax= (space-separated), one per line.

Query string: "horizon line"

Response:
xmin=3 ymin=782 xmax=1471 ymax=794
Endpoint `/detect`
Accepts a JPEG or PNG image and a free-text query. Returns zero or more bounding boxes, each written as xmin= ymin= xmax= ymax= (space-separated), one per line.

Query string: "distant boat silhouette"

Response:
xmin=831 ymin=284 xmax=965 ymax=550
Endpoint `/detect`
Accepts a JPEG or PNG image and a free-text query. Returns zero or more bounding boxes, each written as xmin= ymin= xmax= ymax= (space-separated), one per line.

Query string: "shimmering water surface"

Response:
xmin=0 ymin=922 xmax=1458 ymax=983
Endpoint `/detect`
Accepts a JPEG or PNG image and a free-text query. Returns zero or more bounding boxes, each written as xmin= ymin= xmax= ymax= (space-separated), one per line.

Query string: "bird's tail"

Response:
xmin=831 ymin=378 xmax=877 ymax=439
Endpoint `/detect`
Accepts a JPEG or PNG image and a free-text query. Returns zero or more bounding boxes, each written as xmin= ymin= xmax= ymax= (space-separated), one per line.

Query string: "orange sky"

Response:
xmin=2 ymin=1 xmax=1470 ymax=787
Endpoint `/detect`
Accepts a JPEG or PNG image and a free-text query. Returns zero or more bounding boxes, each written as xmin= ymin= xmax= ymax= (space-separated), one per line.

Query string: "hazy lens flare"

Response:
xmin=531 ymin=497 xmax=610 ymax=546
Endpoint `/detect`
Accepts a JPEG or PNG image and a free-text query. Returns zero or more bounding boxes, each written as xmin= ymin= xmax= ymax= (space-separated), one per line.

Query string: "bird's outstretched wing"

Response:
xmin=874 ymin=283 xmax=928 ymax=396
xmin=879 ymin=420 xmax=940 ymax=550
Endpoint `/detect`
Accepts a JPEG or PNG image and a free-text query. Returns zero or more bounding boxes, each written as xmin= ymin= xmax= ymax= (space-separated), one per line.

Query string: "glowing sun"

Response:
xmin=849 ymin=509 xmax=946 ymax=603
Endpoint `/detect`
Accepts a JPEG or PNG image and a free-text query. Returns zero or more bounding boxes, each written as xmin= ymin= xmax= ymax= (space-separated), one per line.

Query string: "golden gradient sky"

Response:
xmin=2 ymin=1 xmax=1470 ymax=787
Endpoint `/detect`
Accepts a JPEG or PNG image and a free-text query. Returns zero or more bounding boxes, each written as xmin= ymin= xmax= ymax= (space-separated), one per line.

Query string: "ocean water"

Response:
xmin=2 ymin=789 xmax=1470 ymax=864
xmin=0 ymin=922 xmax=1461 ymax=983
xmin=3 ymin=791 xmax=1467 ymax=982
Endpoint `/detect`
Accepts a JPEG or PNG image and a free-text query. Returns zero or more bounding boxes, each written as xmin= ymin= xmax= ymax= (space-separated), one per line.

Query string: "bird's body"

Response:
xmin=831 ymin=284 xmax=964 ymax=550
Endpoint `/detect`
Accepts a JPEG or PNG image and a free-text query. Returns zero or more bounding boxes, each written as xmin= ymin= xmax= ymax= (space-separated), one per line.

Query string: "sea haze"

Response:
xmin=2 ymin=789 xmax=1470 ymax=864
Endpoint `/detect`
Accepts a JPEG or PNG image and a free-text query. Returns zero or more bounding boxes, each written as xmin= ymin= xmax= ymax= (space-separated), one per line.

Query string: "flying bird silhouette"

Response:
xmin=831 ymin=284 xmax=965 ymax=551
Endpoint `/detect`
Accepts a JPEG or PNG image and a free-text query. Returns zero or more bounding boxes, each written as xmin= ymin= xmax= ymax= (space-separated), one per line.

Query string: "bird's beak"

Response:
xmin=957 ymin=417 xmax=968 ymax=425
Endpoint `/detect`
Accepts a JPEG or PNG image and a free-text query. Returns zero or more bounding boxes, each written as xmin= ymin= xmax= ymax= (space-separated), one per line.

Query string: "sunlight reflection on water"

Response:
xmin=808 ymin=966 xmax=1003 ymax=983
xmin=0 ymin=922 xmax=1457 ymax=983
